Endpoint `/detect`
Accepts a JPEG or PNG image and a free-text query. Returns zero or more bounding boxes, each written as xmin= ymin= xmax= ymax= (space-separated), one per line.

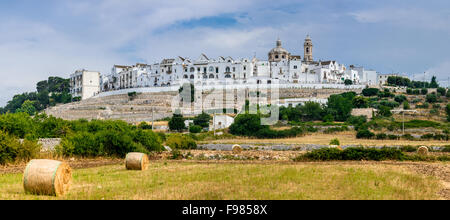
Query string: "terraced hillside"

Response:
xmin=45 ymin=88 xmax=363 ymax=123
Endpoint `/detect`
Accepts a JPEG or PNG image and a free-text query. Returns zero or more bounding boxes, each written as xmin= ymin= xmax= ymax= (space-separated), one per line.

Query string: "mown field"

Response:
xmin=0 ymin=161 xmax=446 ymax=200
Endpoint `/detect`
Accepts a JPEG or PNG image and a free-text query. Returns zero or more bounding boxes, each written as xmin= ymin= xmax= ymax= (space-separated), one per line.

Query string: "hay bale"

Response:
xmin=232 ymin=144 xmax=243 ymax=154
xmin=125 ymin=152 xmax=149 ymax=170
xmin=417 ymin=146 xmax=429 ymax=155
xmin=23 ymin=159 xmax=72 ymax=196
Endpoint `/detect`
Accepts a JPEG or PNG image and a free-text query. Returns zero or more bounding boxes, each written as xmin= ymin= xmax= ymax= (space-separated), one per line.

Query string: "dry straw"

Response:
xmin=417 ymin=146 xmax=429 ymax=155
xmin=232 ymin=144 xmax=243 ymax=154
xmin=125 ymin=153 xmax=149 ymax=170
xmin=23 ymin=159 xmax=72 ymax=196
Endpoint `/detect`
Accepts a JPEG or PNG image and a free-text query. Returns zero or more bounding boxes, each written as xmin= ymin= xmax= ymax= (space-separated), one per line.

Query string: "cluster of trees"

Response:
xmin=279 ymin=92 xmax=357 ymax=123
xmin=0 ymin=113 xmax=164 ymax=161
xmin=229 ymin=114 xmax=304 ymax=139
xmin=169 ymin=112 xmax=212 ymax=132
xmin=387 ymin=76 xmax=439 ymax=88
xmin=0 ymin=77 xmax=73 ymax=115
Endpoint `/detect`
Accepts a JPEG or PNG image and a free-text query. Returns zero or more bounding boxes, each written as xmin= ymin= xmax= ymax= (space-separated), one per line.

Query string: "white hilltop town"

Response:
xmin=51 ymin=35 xmax=399 ymax=124
xmin=70 ymin=35 xmax=381 ymax=100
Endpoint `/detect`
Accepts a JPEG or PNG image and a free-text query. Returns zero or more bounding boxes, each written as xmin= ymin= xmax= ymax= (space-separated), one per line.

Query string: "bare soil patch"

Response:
xmin=0 ymin=158 xmax=123 ymax=174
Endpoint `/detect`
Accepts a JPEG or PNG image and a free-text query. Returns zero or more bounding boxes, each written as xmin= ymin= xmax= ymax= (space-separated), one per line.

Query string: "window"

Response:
xmin=216 ymin=67 xmax=219 ymax=73
xmin=190 ymin=75 xmax=195 ymax=79
xmin=225 ymin=74 xmax=232 ymax=78
xmin=294 ymin=65 xmax=297 ymax=69
xmin=190 ymin=67 xmax=195 ymax=72
xmin=275 ymin=55 xmax=279 ymax=59
xmin=184 ymin=75 xmax=188 ymax=79
xmin=233 ymin=67 xmax=236 ymax=72
xmin=209 ymin=66 xmax=214 ymax=72
xmin=209 ymin=74 xmax=215 ymax=79
xmin=226 ymin=67 xmax=231 ymax=72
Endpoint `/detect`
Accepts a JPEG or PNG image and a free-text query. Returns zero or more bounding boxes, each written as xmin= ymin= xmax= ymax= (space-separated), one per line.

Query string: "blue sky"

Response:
xmin=1 ymin=0 xmax=450 ymax=106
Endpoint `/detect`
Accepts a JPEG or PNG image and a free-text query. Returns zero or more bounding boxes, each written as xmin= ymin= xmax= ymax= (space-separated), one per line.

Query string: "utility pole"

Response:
xmin=151 ymin=106 xmax=154 ymax=131
xmin=213 ymin=112 xmax=216 ymax=136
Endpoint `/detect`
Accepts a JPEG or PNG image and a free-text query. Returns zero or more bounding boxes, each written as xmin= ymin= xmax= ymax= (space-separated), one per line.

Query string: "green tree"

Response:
xmin=193 ymin=112 xmax=211 ymax=128
xmin=16 ymin=100 xmax=37 ymax=115
xmin=326 ymin=94 xmax=353 ymax=122
xmin=229 ymin=114 xmax=268 ymax=136
xmin=377 ymin=106 xmax=392 ymax=117
xmin=344 ymin=79 xmax=353 ymax=86
xmin=352 ymin=96 xmax=369 ymax=108
xmin=169 ymin=114 xmax=186 ymax=131
xmin=430 ymin=76 xmax=439 ymax=88
xmin=299 ymin=102 xmax=324 ymax=121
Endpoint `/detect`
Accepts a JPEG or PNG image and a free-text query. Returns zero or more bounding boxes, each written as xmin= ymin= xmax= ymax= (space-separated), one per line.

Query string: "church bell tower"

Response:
xmin=304 ymin=35 xmax=313 ymax=63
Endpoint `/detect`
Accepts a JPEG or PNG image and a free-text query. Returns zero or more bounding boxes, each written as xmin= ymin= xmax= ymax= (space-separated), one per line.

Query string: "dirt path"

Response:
xmin=404 ymin=163 xmax=450 ymax=200
xmin=0 ymin=158 xmax=123 ymax=174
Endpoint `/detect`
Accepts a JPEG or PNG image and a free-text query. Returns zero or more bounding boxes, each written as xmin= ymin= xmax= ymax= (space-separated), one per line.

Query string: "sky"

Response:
xmin=1 ymin=0 xmax=450 ymax=106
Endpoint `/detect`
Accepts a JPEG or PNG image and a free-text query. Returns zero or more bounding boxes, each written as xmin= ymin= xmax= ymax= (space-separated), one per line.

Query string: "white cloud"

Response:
xmin=424 ymin=61 xmax=450 ymax=87
xmin=349 ymin=8 xmax=450 ymax=32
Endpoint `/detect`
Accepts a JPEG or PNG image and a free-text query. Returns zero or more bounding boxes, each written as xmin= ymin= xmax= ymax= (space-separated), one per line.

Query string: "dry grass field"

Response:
xmin=0 ymin=161 xmax=447 ymax=200
xmin=202 ymin=131 xmax=450 ymax=146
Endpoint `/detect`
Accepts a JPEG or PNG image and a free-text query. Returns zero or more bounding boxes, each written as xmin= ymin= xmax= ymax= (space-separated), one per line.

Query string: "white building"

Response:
xmin=70 ymin=70 xmax=101 ymax=100
xmin=97 ymin=36 xmax=373 ymax=94
xmin=378 ymin=73 xmax=402 ymax=86
xmin=211 ymin=115 xmax=235 ymax=130
xmin=349 ymin=65 xmax=377 ymax=86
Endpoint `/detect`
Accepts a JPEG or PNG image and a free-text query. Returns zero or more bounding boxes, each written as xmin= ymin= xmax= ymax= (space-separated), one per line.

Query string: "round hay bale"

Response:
xmin=23 ymin=159 xmax=72 ymax=196
xmin=417 ymin=146 xmax=429 ymax=155
xmin=232 ymin=144 xmax=243 ymax=154
xmin=125 ymin=153 xmax=149 ymax=171
xmin=329 ymin=145 xmax=343 ymax=151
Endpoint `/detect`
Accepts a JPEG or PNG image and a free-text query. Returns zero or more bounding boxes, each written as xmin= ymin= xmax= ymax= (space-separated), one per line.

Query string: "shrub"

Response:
xmin=255 ymin=127 xmax=304 ymax=139
xmin=132 ymin=130 xmax=163 ymax=152
xmin=58 ymin=132 xmax=100 ymax=157
xmin=376 ymin=133 xmax=387 ymax=140
xmin=356 ymin=129 xmax=375 ymax=139
xmin=362 ymin=88 xmax=379 ymax=97
xmin=388 ymin=134 xmax=399 ymax=140
xmin=0 ymin=131 xmax=41 ymax=165
xmin=406 ymin=88 xmax=413 ymax=95
xmin=347 ymin=116 xmax=367 ymax=127
xmin=295 ymin=147 xmax=405 ymax=161
xmin=400 ymin=146 xmax=418 ymax=152
xmin=426 ymin=93 xmax=437 ymax=103
xmin=193 ymin=112 xmax=211 ymax=128
xmin=402 ymin=134 xmax=415 ymax=141
xmin=421 ymin=88 xmax=428 ymax=95
xmin=189 ymin=125 xmax=203 ymax=134
xmin=446 ymin=104 xmax=450 ymax=122
xmin=96 ymin=130 xmax=146 ymax=157
xmin=229 ymin=114 xmax=268 ymax=137
xmin=324 ymin=126 xmax=349 ymax=134
xmin=377 ymin=106 xmax=392 ymax=117
xmin=437 ymin=87 xmax=446 ymax=96
xmin=394 ymin=95 xmax=407 ymax=103
xmin=403 ymin=101 xmax=410 ymax=110
xmin=330 ymin=138 xmax=340 ymax=146
xmin=166 ymin=134 xmax=197 ymax=150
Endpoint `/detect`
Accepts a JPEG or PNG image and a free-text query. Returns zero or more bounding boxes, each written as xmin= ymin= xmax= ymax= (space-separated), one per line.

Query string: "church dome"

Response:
xmin=268 ymin=39 xmax=290 ymax=62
